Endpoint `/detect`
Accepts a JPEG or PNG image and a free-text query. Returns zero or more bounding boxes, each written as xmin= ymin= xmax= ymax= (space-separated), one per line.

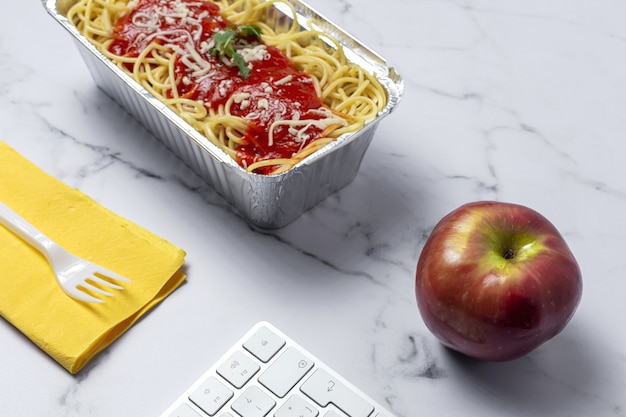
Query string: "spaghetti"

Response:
xmin=67 ymin=0 xmax=387 ymax=174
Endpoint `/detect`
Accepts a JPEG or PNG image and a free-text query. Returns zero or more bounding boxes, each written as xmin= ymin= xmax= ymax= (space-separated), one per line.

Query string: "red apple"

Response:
xmin=415 ymin=201 xmax=582 ymax=361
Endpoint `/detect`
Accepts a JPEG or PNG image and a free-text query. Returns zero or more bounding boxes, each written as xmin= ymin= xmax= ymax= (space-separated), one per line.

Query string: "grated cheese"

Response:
xmin=274 ymin=75 xmax=293 ymax=86
xmin=267 ymin=109 xmax=347 ymax=146
xmin=239 ymin=44 xmax=268 ymax=63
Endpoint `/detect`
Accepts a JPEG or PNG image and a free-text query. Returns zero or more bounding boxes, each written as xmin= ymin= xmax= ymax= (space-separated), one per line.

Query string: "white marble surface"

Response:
xmin=1 ymin=0 xmax=625 ymax=416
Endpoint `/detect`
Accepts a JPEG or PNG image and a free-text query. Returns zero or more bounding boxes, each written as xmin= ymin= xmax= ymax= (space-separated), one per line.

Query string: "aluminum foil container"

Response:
xmin=43 ymin=0 xmax=404 ymax=228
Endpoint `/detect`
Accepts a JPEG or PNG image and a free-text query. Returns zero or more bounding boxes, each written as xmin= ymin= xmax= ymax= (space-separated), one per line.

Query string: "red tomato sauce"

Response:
xmin=108 ymin=0 xmax=332 ymax=174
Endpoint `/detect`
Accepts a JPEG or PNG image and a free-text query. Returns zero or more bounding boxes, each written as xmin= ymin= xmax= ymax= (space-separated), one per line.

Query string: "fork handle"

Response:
xmin=0 ymin=202 xmax=56 ymax=258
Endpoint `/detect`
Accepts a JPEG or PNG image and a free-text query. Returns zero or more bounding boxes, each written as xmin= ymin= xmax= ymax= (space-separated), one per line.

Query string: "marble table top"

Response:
xmin=1 ymin=0 xmax=625 ymax=416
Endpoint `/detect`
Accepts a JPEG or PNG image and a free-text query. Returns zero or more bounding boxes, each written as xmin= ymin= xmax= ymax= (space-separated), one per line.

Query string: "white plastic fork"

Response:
xmin=0 ymin=201 xmax=131 ymax=303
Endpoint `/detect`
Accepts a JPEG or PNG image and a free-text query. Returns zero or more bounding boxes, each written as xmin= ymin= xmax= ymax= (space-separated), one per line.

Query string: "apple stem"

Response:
xmin=503 ymin=248 xmax=516 ymax=260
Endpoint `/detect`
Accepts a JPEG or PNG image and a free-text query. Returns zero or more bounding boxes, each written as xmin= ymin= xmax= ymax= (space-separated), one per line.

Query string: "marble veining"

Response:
xmin=1 ymin=0 xmax=625 ymax=416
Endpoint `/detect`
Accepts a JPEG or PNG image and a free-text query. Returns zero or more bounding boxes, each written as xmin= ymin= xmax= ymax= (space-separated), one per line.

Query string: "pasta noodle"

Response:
xmin=67 ymin=0 xmax=387 ymax=174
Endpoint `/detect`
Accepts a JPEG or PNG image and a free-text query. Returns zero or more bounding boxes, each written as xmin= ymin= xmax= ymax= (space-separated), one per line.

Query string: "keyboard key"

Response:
xmin=217 ymin=351 xmax=260 ymax=389
xmin=275 ymin=394 xmax=319 ymax=417
xmin=243 ymin=325 xmax=286 ymax=362
xmin=300 ymin=369 xmax=374 ymax=417
xmin=324 ymin=410 xmax=347 ymax=417
xmin=189 ymin=376 xmax=234 ymax=416
xmin=166 ymin=403 xmax=203 ymax=417
xmin=258 ymin=347 xmax=314 ymax=398
xmin=231 ymin=385 xmax=276 ymax=417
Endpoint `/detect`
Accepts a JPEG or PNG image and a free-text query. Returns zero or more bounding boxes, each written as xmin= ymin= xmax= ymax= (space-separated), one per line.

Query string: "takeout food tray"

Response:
xmin=43 ymin=0 xmax=403 ymax=228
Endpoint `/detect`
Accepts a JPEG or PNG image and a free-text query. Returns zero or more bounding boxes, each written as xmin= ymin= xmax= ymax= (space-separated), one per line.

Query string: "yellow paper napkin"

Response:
xmin=0 ymin=142 xmax=186 ymax=374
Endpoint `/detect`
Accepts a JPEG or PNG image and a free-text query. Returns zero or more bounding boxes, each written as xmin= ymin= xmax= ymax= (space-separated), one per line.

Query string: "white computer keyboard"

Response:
xmin=160 ymin=322 xmax=394 ymax=417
